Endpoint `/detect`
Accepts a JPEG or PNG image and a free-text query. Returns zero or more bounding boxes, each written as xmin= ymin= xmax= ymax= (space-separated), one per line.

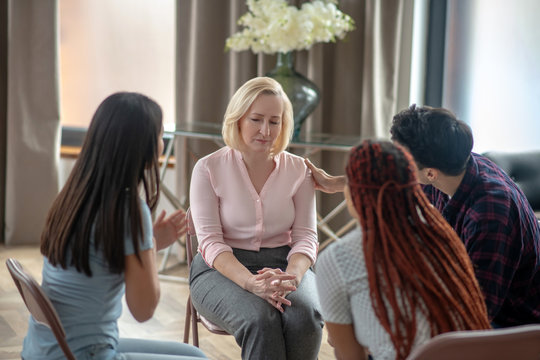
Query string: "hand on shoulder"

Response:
xmin=304 ymin=158 xmax=346 ymax=193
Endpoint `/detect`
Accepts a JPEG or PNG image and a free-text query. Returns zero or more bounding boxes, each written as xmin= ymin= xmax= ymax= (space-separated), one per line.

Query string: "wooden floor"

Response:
xmin=0 ymin=244 xmax=334 ymax=360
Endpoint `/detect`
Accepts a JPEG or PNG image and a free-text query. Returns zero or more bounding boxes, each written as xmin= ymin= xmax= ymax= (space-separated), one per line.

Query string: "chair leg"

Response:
xmin=190 ymin=298 xmax=199 ymax=347
xmin=184 ymin=297 xmax=191 ymax=344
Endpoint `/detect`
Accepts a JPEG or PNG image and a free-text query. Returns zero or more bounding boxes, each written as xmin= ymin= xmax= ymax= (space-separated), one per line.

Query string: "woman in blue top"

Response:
xmin=22 ymin=93 xmax=207 ymax=360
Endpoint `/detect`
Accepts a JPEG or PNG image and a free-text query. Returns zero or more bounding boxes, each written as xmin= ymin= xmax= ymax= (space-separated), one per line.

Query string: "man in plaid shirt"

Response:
xmin=390 ymin=104 xmax=540 ymax=327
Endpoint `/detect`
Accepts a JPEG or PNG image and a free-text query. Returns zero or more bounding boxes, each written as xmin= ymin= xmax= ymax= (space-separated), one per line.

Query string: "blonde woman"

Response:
xmin=189 ymin=77 xmax=323 ymax=360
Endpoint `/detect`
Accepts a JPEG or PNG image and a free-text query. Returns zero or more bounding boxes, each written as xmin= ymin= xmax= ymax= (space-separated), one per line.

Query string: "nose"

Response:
xmin=260 ymin=121 xmax=270 ymax=136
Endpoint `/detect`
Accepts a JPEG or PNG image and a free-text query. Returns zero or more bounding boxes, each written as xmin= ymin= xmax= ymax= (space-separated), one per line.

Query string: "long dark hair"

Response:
xmin=346 ymin=140 xmax=490 ymax=359
xmin=41 ymin=92 xmax=162 ymax=276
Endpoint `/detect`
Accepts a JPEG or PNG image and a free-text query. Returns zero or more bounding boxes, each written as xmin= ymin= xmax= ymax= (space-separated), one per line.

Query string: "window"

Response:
xmin=59 ymin=0 xmax=175 ymax=133
xmin=443 ymin=0 xmax=540 ymax=152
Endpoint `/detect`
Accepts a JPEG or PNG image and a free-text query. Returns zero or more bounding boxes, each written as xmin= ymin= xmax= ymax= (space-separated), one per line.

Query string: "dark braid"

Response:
xmin=346 ymin=140 xmax=490 ymax=359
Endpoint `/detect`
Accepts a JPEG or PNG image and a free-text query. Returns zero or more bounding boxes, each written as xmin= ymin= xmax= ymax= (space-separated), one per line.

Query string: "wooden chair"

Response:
xmin=407 ymin=324 xmax=540 ymax=360
xmin=183 ymin=208 xmax=230 ymax=347
xmin=6 ymin=258 xmax=76 ymax=360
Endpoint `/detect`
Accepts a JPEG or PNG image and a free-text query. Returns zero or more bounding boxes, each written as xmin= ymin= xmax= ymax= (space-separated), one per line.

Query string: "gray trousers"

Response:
xmin=72 ymin=338 xmax=207 ymax=359
xmin=189 ymin=246 xmax=323 ymax=360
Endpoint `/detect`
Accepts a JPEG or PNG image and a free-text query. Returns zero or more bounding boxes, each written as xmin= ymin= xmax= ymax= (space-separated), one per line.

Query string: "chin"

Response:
xmin=247 ymin=146 xmax=270 ymax=153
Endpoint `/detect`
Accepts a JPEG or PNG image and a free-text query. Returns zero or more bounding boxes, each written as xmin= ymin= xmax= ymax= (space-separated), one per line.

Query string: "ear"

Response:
xmin=424 ymin=168 xmax=439 ymax=182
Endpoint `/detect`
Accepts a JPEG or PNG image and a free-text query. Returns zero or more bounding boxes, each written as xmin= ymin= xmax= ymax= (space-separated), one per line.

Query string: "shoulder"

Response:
xmin=138 ymin=198 xmax=151 ymax=220
xmin=317 ymin=228 xmax=369 ymax=301
xmin=193 ymin=147 xmax=237 ymax=174
xmin=124 ymin=198 xmax=153 ymax=255
xmin=472 ymin=153 xmax=517 ymax=193
xmin=279 ymin=150 xmax=305 ymax=162
xmin=276 ymin=151 xmax=309 ymax=174
xmin=196 ymin=147 xmax=234 ymax=166
xmin=139 ymin=200 xmax=153 ymax=235
xmin=317 ymin=228 xmax=365 ymax=279
xmin=467 ymin=154 xmax=525 ymax=214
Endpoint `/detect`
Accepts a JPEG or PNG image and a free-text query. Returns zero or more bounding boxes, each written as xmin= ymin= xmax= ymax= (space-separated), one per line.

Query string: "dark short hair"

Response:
xmin=389 ymin=104 xmax=473 ymax=176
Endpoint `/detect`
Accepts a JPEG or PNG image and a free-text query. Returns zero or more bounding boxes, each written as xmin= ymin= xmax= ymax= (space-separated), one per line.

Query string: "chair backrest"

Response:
xmin=5 ymin=258 xmax=76 ymax=360
xmin=407 ymin=324 xmax=540 ymax=360
xmin=186 ymin=207 xmax=197 ymax=267
xmin=184 ymin=208 xmax=230 ymax=345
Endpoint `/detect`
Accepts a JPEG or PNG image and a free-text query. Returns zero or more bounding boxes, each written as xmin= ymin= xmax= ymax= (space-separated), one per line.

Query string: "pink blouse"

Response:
xmin=189 ymin=147 xmax=318 ymax=268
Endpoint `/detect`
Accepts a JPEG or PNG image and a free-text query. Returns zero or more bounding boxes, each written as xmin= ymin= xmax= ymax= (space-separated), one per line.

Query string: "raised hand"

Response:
xmin=152 ymin=208 xmax=187 ymax=251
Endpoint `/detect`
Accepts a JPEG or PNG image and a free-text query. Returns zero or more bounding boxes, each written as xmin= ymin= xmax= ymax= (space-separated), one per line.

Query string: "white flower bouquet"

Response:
xmin=225 ymin=0 xmax=355 ymax=54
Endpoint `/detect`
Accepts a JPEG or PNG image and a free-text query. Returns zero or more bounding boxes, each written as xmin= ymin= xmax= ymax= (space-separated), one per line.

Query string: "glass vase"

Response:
xmin=266 ymin=52 xmax=320 ymax=140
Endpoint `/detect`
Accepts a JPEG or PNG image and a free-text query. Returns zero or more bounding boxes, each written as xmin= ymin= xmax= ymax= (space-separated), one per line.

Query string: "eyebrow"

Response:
xmin=250 ymin=112 xmax=281 ymax=119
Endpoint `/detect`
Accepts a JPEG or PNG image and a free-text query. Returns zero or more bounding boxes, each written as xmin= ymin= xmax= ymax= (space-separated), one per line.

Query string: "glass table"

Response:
xmin=163 ymin=121 xmax=359 ymax=152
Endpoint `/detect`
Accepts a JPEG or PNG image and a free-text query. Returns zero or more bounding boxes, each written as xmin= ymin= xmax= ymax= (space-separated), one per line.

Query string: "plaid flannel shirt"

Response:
xmin=423 ymin=153 xmax=540 ymax=326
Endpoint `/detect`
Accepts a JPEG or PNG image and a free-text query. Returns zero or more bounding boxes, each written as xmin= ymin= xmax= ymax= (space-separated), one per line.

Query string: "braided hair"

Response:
xmin=345 ymin=140 xmax=490 ymax=359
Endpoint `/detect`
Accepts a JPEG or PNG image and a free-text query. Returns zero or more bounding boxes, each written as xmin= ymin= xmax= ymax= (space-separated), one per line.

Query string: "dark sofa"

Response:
xmin=483 ymin=151 xmax=540 ymax=217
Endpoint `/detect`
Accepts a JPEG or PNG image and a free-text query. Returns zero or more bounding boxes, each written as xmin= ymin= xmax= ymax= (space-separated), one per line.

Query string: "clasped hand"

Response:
xmin=245 ymin=268 xmax=298 ymax=313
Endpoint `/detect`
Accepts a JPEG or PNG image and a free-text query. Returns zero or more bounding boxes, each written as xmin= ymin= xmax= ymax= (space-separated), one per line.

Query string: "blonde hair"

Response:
xmin=222 ymin=77 xmax=293 ymax=154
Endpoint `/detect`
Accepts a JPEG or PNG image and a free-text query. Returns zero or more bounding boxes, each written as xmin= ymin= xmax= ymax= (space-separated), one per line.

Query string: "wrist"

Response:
xmin=331 ymin=175 xmax=346 ymax=193
xmin=285 ymin=274 xmax=300 ymax=288
xmin=243 ymin=274 xmax=254 ymax=292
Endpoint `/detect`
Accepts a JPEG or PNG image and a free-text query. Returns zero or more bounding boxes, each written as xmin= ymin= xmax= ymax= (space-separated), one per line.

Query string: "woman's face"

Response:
xmin=239 ymin=94 xmax=283 ymax=155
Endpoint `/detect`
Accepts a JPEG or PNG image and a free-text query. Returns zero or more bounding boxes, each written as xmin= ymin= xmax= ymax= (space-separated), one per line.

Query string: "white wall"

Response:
xmin=443 ymin=0 xmax=540 ymax=153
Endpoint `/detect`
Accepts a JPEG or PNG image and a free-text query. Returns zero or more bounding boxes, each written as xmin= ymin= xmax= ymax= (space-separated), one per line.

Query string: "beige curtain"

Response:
xmin=1 ymin=0 xmax=7 ymax=243
xmin=175 ymin=0 xmax=414 ymax=231
xmin=4 ymin=0 xmax=60 ymax=245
